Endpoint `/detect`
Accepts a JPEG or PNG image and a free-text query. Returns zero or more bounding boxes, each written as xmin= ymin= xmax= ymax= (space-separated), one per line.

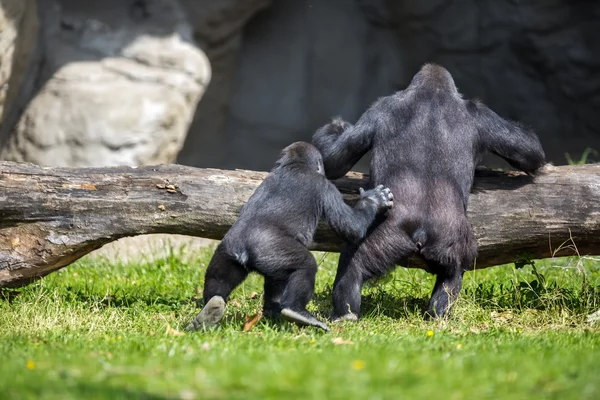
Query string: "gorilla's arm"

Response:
xmin=312 ymin=112 xmax=378 ymax=180
xmin=470 ymin=100 xmax=546 ymax=174
xmin=320 ymin=182 xmax=393 ymax=245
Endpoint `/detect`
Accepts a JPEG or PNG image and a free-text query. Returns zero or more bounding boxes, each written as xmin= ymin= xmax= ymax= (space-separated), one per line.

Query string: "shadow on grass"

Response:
xmin=311 ymin=276 xmax=600 ymax=320
xmin=4 ymin=263 xmax=598 ymax=325
xmin=311 ymin=288 xmax=429 ymax=320
xmin=0 ymin=288 xmax=21 ymax=303
xmin=36 ymin=285 xmax=196 ymax=310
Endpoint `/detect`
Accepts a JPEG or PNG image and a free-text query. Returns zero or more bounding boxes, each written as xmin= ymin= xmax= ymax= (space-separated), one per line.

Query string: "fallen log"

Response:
xmin=0 ymin=162 xmax=598 ymax=288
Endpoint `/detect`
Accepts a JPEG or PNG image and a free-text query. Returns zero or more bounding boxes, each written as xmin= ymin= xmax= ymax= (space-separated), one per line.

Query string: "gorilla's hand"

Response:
xmin=359 ymin=184 xmax=394 ymax=212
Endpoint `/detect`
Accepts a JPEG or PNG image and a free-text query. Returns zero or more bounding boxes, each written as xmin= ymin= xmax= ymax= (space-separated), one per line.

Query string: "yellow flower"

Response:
xmin=26 ymin=360 xmax=35 ymax=370
xmin=427 ymin=330 xmax=434 ymax=337
xmin=310 ymin=339 xmax=316 ymax=345
xmin=456 ymin=343 xmax=463 ymax=350
xmin=351 ymin=360 xmax=365 ymax=371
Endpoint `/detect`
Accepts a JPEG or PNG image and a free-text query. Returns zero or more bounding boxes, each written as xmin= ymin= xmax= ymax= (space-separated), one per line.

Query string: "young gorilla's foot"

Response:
xmin=281 ymin=308 xmax=330 ymax=331
xmin=331 ymin=313 xmax=359 ymax=323
xmin=185 ymin=296 xmax=226 ymax=331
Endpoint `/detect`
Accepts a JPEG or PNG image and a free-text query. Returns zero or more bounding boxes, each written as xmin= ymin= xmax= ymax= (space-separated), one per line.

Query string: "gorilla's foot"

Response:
xmin=424 ymin=308 xmax=449 ymax=321
xmin=281 ymin=308 xmax=330 ymax=331
xmin=185 ymin=296 xmax=226 ymax=331
xmin=262 ymin=307 xmax=282 ymax=320
xmin=331 ymin=313 xmax=359 ymax=323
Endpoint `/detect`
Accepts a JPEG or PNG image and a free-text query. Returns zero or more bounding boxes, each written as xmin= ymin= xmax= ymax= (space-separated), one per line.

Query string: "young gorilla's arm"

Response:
xmin=321 ymin=182 xmax=393 ymax=245
xmin=312 ymin=111 xmax=378 ymax=180
xmin=469 ymin=100 xmax=546 ymax=174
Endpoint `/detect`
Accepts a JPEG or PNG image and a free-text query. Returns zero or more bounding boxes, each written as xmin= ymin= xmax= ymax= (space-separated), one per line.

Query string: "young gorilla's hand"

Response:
xmin=359 ymin=184 xmax=394 ymax=213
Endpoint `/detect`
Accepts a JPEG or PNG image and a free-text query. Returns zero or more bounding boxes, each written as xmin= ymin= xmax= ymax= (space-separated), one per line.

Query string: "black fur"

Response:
xmin=191 ymin=142 xmax=393 ymax=331
xmin=312 ymin=63 xmax=546 ymax=320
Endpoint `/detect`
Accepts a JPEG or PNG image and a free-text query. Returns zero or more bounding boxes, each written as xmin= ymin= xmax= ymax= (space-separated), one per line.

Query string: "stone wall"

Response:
xmin=180 ymin=0 xmax=600 ymax=171
xmin=1 ymin=0 xmax=598 ymax=170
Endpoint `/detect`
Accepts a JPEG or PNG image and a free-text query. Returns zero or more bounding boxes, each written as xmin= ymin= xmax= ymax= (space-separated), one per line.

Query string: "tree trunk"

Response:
xmin=0 ymin=162 xmax=598 ymax=288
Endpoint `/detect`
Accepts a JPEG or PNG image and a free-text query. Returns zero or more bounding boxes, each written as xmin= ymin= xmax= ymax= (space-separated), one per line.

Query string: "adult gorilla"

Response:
xmin=313 ymin=64 xmax=546 ymax=320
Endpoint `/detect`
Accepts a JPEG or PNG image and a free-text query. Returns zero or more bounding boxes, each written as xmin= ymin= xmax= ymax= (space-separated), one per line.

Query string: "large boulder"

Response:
xmin=0 ymin=0 xmax=41 ymax=146
xmin=1 ymin=0 xmax=211 ymax=167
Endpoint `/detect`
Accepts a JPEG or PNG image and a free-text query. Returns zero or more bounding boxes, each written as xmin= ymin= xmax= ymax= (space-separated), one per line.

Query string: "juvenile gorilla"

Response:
xmin=312 ymin=63 xmax=546 ymax=320
xmin=186 ymin=142 xmax=393 ymax=331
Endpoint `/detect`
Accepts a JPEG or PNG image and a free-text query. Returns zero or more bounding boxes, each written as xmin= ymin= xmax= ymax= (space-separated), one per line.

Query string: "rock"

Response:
xmin=180 ymin=0 xmax=400 ymax=171
xmin=1 ymin=0 xmax=211 ymax=167
xmin=387 ymin=0 xmax=600 ymax=166
xmin=180 ymin=0 xmax=272 ymax=45
xmin=0 ymin=0 xmax=41 ymax=148
xmin=177 ymin=0 xmax=272 ymax=168
xmin=179 ymin=0 xmax=600 ymax=171
xmin=2 ymin=0 xmax=597 ymax=170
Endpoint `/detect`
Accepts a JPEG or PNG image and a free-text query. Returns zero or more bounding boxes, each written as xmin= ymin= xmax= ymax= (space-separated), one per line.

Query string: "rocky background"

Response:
xmin=1 ymin=0 xmax=599 ymax=172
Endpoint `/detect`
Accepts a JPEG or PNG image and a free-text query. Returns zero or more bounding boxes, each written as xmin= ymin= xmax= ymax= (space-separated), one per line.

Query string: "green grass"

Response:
xmin=1 ymin=245 xmax=599 ymax=400
xmin=565 ymin=147 xmax=598 ymax=165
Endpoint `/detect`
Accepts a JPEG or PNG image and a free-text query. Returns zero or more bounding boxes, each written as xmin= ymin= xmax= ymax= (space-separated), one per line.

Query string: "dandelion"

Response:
xmin=26 ymin=360 xmax=35 ymax=370
xmin=427 ymin=330 xmax=434 ymax=337
xmin=352 ymin=360 xmax=365 ymax=371
xmin=456 ymin=343 xmax=463 ymax=350
xmin=310 ymin=339 xmax=316 ymax=345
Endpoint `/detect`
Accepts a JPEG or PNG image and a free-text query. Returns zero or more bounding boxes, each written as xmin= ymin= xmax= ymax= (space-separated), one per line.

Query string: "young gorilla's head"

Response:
xmin=275 ymin=142 xmax=325 ymax=175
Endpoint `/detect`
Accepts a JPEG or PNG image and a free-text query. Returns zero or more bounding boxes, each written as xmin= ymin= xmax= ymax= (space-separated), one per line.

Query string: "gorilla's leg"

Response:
xmin=424 ymin=264 xmax=465 ymax=319
xmin=263 ymin=277 xmax=285 ymax=318
xmin=253 ymin=237 xmax=330 ymax=331
xmin=331 ymin=245 xmax=365 ymax=321
xmin=186 ymin=246 xmax=248 ymax=331
xmin=202 ymin=247 xmax=249 ymax=304
xmin=332 ymin=223 xmax=416 ymax=321
xmin=421 ymin=219 xmax=477 ymax=319
xmin=279 ymin=265 xmax=330 ymax=331
xmin=278 ymin=252 xmax=330 ymax=331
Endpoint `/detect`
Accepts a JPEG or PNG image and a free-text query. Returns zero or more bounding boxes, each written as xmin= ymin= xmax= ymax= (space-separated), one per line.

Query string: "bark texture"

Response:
xmin=0 ymin=162 xmax=598 ymax=288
